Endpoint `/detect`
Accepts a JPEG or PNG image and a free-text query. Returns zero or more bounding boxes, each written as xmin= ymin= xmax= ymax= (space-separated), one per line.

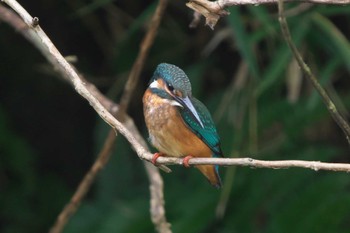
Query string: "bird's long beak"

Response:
xmin=175 ymin=96 xmax=204 ymax=128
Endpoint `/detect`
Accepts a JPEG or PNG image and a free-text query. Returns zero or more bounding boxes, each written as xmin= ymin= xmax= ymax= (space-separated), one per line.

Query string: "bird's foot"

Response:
xmin=152 ymin=152 xmax=165 ymax=165
xmin=183 ymin=155 xmax=193 ymax=168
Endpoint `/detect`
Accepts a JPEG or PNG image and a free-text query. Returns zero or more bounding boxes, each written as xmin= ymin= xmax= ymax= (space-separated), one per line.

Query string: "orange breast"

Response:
xmin=143 ymin=89 xmax=212 ymax=158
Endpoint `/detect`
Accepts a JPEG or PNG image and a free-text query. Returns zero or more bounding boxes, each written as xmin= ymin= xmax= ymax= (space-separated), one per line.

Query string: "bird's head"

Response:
xmin=149 ymin=63 xmax=192 ymax=98
xmin=148 ymin=63 xmax=204 ymax=128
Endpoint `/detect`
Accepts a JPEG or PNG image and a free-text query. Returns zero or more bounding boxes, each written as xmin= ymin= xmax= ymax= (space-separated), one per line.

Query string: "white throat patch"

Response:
xmin=149 ymin=79 xmax=160 ymax=89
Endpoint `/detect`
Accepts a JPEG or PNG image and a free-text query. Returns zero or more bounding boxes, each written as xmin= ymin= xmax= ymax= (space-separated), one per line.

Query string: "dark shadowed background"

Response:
xmin=1 ymin=0 xmax=350 ymax=232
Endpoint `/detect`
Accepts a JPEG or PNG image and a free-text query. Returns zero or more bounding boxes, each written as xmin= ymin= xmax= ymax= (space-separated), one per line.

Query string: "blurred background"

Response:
xmin=1 ymin=0 xmax=350 ymax=232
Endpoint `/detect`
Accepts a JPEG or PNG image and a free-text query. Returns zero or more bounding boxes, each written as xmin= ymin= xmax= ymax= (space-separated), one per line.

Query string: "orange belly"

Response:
xmin=143 ymin=89 xmax=212 ymax=158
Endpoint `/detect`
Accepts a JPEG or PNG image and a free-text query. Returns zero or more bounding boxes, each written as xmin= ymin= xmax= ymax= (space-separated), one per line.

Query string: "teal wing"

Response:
xmin=179 ymin=97 xmax=223 ymax=157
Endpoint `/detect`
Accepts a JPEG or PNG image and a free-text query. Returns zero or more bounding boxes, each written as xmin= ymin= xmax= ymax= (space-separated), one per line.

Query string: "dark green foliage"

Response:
xmin=1 ymin=0 xmax=350 ymax=233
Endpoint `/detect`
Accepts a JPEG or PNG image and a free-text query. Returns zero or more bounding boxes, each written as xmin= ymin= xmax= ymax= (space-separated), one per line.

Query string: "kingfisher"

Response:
xmin=143 ymin=63 xmax=223 ymax=188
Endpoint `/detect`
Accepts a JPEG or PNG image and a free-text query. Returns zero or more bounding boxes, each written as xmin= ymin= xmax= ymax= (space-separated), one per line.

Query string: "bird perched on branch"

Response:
xmin=143 ymin=63 xmax=223 ymax=188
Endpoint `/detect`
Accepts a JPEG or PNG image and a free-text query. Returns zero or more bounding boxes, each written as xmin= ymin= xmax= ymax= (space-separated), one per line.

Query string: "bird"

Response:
xmin=143 ymin=63 xmax=223 ymax=188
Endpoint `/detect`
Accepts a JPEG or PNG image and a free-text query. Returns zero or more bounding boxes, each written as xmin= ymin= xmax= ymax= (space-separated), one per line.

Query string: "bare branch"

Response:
xmin=153 ymin=157 xmax=350 ymax=172
xmin=186 ymin=0 xmax=350 ymax=28
xmin=277 ymin=0 xmax=350 ymax=145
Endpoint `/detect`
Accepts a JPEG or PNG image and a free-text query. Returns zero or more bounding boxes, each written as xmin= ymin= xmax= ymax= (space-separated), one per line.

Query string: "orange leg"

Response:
xmin=183 ymin=155 xmax=193 ymax=168
xmin=152 ymin=152 xmax=165 ymax=165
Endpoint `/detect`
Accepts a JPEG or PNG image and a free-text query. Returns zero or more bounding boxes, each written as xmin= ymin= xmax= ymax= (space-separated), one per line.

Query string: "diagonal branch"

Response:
xmin=277 ymin=0 xmax=350 ymax=145
xmin=0 ymin=2 xmax=171 ymax=233
xmin=0 ymin=1 xmax=160 ymax=169
xmin=0 ymin=0 xmax=170 ymax=169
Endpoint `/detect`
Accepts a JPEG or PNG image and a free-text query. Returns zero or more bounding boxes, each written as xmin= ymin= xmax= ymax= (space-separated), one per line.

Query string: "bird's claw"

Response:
xmin=183 ymin=155 xmax=193 ymax=168
xmin=152 ymin=152 xmax=163 ymax=165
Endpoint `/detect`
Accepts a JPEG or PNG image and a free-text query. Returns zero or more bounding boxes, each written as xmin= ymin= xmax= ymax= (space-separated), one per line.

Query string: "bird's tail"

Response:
xmin=196 ymin=165 xmax=222 ymax=188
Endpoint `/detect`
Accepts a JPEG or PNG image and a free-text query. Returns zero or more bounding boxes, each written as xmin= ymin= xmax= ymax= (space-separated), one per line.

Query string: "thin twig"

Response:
xmin=49 ymin=130 xmax=117 ymax=233
xmin=186 ymin=0 xmax=350 ymax=29
xmin=118 ymin=0 xmax=169 ymax=115
xmin=277 ymin=0 xmax=350 ymax=145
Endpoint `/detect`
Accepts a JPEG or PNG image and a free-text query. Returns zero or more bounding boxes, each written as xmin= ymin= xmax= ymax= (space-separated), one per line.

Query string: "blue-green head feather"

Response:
xmin=151 ymin=63 xmax=192 ymax=97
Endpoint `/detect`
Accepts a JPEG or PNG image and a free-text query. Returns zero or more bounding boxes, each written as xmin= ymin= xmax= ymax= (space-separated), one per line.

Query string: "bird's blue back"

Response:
xmin=179 ymin=97 xmax=223 ymax=157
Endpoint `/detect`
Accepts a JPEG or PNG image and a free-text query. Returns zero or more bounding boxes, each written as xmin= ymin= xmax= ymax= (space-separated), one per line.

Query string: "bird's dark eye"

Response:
xmin=167 ymin=83 xmax=174 ymax=92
